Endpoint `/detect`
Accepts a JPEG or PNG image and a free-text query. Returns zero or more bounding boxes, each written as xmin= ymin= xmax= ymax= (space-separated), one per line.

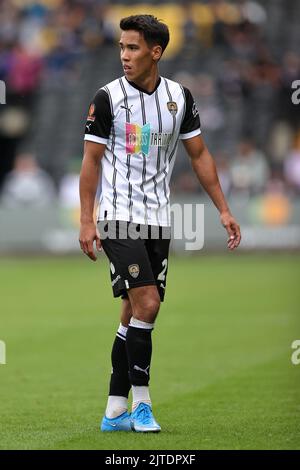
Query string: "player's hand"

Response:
xmin=79 ymin=222 xmax=102 ymax=261
xmin=220 ymin=211 xmax=241 ymax=251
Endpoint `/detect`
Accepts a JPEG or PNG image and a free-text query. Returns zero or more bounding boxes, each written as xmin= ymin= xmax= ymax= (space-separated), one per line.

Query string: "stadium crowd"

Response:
xmin=0 ymin=0 xmax=300 ymax=206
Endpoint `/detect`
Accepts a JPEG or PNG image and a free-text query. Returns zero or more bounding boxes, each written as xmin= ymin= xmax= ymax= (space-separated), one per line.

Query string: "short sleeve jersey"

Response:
xmin=84 ymin=76 xmax=201 ymax=226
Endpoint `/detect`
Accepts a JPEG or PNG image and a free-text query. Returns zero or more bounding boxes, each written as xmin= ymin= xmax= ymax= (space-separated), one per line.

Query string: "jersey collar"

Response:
xmin=125 ymin=76 xmax=161 ymax=95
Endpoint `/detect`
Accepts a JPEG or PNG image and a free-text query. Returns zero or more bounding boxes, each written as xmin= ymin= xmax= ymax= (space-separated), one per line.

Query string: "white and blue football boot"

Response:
xmin=130 ymin=403 xmax=161 ymax=433
xmin=100 ymin=411 xmax=132 ymax=432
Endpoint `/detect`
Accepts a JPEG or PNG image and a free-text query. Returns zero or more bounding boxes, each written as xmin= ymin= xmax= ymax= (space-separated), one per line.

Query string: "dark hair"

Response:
xmin=120 ymin=15 xmax=170 ymax=55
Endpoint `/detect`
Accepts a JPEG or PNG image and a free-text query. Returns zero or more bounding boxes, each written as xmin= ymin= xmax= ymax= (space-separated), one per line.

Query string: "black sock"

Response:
xmin=126 ymin=325 xmax=153 ymax=386
xmin=109 ymin=329 xmax=131 ymax=397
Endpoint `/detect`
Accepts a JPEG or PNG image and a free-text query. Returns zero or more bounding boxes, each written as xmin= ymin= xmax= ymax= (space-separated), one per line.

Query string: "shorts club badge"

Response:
xmin=128 ymin=264 xmax=140 ymax=278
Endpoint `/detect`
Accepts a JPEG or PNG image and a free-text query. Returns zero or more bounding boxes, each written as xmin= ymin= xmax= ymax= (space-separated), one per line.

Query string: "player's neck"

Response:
xmin=129 ymin=68 xmax=160 ymax=94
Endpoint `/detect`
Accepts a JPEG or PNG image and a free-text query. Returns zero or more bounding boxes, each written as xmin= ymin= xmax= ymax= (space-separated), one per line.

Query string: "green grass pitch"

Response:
xmin=0 ymin=253 xmax=299 ymax=450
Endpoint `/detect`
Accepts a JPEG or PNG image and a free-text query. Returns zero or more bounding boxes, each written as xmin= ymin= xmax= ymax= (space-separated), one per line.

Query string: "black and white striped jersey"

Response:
xmin=84 ymin=76 xmax=201 ymax=227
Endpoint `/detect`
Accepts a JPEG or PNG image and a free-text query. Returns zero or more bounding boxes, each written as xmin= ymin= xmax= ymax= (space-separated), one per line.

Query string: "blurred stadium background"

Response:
xmin=0 ymin=0 xmax=300 ymax=450
xmin=0 ymin=0 xmax=300 ymax=251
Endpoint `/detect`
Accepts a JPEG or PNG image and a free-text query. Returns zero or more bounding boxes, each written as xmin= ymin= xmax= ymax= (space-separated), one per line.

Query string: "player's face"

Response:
xmin=119 ymin=30 xmax=161 ymax=83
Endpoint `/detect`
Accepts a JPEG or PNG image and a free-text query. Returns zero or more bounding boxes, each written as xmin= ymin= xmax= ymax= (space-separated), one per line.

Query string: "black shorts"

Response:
xmin=99 ymin=221 xmax=171 ymax=302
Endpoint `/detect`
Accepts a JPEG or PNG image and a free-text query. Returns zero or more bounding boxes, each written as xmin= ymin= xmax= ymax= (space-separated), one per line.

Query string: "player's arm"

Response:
xmin=183 ymin=135 xmax=241 ymax=250
xmin=80 ymin=88 xmax=112 ymax=261
xmin=79 ymin=141 xmax=105 ymax=261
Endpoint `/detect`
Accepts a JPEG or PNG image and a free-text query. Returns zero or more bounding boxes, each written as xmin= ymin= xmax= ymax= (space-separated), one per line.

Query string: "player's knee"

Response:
xmin=134 ymin=295 xmax=160 ymax=323
xmin=145 ymin=297 xmax=160 ymax=321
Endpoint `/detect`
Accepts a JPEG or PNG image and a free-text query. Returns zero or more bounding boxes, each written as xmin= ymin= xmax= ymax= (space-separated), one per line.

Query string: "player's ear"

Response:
xmin=152 ymin=45 xmax=162 ymax=62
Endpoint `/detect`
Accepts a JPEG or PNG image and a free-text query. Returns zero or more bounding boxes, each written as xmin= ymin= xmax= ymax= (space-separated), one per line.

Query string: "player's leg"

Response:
xmin=127 ymin=234 xmax=172 ymax=399
xmin=126 ymin=285 xmax=161 ymax=432
xmin=100 ymin=226 xmax=162 ymax=431
xmin=101 ymin=298 xmax=132 ymax=431
xmin=120 ymin=297 xmax=132 ymax=327
xmin=126 ymin=233 xmax=171 ymax=432
xmin=106 ymin=298 xmax=132 ymax=414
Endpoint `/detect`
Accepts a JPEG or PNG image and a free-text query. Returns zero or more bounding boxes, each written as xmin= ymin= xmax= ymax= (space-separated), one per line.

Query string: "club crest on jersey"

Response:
xmin=128 ymin=264 xmax=140 ymax=278
xmin=87 ymin=103 xmax=96 ymax=122
xmin=167 ymin=101 xmax=178 ymax=116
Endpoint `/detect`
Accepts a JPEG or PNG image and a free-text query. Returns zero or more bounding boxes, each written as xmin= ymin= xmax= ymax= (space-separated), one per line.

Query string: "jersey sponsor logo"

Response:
xmin=125 ymin=123 xmax=172 ymax=155
xmin=126 ymin=123 xmax=151 ymax=155
xmin=128 ymin=264 xmax=140 ymax=278
xmin=167 ymin=101 xmax=178 ymax=116
xmin=150 ymin=132 xmax=172 ymax=147
xmin=87 ymin=103 xmax=96 ymax=122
